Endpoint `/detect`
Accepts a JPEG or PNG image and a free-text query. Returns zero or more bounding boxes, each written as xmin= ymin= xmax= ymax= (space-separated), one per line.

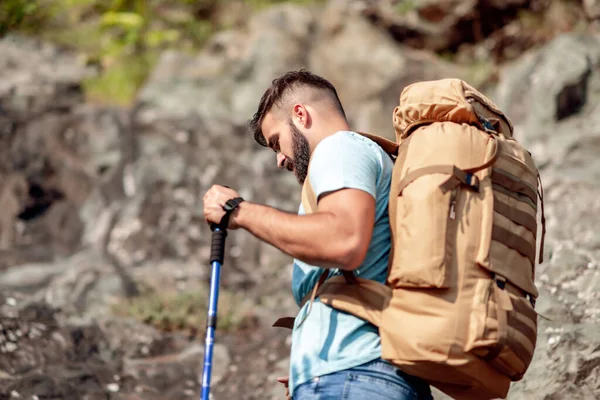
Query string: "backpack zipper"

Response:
xmin=449 ymin=187 xmax=458 ymax=220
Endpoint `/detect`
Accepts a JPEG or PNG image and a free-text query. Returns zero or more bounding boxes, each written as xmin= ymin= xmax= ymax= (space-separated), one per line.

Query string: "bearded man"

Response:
xmin=202 ymin=70 xmax=433 ymax=400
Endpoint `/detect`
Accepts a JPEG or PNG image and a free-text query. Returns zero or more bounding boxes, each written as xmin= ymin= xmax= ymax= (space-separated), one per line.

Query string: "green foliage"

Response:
xmin=83 ymin=54 xmax=156 ymax=106
xmin=246 ymin=0 xmax=324 ymax=10
xmin=2 ymin=0 xmax=325 ymax=105
xmin=0 ymin=0 xmax=49 ymax=37
xmin=394 ymin=0 xmax=418 ymax=15
xmin=112 ymin=284 xmax=252 ymax=334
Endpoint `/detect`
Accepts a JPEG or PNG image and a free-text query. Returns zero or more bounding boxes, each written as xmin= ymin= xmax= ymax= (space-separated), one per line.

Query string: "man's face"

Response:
xmin=261 ymin=111 xmax=311 ymax=184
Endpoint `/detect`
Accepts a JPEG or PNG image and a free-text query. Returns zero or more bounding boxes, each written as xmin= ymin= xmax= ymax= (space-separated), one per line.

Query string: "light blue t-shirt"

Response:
xmin=288 ymin=131 xmax=394 ymax=396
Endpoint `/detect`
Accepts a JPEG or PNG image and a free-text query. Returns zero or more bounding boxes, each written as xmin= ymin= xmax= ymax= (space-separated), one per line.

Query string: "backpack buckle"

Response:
xmin=478 ymin=116 xmax=497 ymax=133
xmin=528 ymin=295 xmax=536 ymax=308
xmin=464 ymin=173 xmax=479 ymax=191
xmin=439 ymin=167 xmax=480 ymax=194
xmin=494 ymin=274 xmax=506 ymax=290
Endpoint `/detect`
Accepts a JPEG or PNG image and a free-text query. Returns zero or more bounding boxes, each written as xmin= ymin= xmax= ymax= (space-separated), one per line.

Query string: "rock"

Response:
xmin=137 ymin=1 xmax=464 ymax=142
xmin=43 ymin=251 xmax=126 ymax=319
xmin=129 ymin=4 xmax=318 ymax=282
xmin=542 ymin=180 xmax=600 ymax=254
xmin=122 ymin=342 xmax=229 ymax=388
xmin=0 ymin=251 xmax=128 ymax=320
xmin=1 ymin=3 xmax=599 ymax=400
xmin=485 ymin=0 xmax=528 ymax=8
xmin=309 ymin=0 xmax=462 ymax=138
xmin=508 ymin=319 xmax=600 ymax=399
xmin=78 ymin=188 xmax=116 ymax=249
xmin=583 ymin=0 xmax=600 ymax=19
xmin=71 ymin=106 xmax=128 ymax=185
xmin=0 ymin=34 xmax=94 ymax=120
xmin=0 ymin=35 xmax=133 ymax=267
xmin=493 ymin=33 xmax=600 ymax=190
xmin=0 ymin=300 xmax=228 ymax=400
xmin=132 ymin=133 xmax=187 ymax=188
xmin=136 ymin=4 xmax=315 ymax=129
xmin=0 ymin=262 xmax=68 ymax=292
xmin=494 ymin=33 xmax=600 ymax=143
xmin=357 ymin=0 xmax=530 ymax=53
xmin=490 ymin=31 xmax=600 ymax=400
xmin=360 ymin=0 xmax=477 ymax=51
xmin=97 ymin=316 xmax=169 ymax=359
xmin=0 ymin=173 xmax=28 ymax=251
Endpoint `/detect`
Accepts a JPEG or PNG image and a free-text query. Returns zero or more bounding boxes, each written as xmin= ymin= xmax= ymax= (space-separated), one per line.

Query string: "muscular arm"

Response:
xmin=234 ymin=188 xmax=375 ymax=271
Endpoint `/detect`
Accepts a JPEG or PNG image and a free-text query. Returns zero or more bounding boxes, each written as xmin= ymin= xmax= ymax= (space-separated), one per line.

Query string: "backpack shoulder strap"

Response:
xmin=301 ymin=176 xmax=356 ymax=279
xmin=301 ymin=176 xmax=318 ymax=214
xmin=356 ymin=132 xmax=399 ymax=157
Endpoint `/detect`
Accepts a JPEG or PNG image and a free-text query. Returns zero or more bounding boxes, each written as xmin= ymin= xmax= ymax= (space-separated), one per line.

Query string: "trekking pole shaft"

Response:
xmin=201 ymin=260 xmax=221 ymax=400
xmin=201 ymin=227 xmax=226 ymax=400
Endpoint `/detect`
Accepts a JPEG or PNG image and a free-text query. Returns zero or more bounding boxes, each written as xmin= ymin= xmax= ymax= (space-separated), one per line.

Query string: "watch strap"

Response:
xmin=212 ymin=197 xmax=244 ymax=231
xmin=223 ymin=197 xmax=244 ymax=213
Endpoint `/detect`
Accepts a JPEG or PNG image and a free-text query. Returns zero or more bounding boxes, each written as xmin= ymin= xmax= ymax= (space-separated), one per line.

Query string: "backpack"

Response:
xmin=273 ymin=78 xmax=546 ymax=400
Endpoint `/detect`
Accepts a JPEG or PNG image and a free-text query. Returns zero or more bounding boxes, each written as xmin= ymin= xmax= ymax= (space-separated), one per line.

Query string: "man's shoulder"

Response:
xmin=321 ymin=130 xmax=374 ymax=146
xmin=307 ymin=131 xmax=389 ymax=197
xmin=314 ymin=131 xmax=382 ymax=159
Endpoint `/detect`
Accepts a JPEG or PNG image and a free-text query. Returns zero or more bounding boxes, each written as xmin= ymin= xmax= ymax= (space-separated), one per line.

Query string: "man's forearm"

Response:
xmin=233 ymin=201 xmax=356 ymax=269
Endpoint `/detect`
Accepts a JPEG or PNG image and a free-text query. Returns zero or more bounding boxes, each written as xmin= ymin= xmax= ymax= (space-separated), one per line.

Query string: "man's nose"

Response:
xmin=277 ymin=153 xmax=286 ymax=169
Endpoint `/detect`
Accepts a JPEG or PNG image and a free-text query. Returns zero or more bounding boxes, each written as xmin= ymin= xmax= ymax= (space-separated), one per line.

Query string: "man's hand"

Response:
xmin=202 ymin=184 xmax=242 ymax=229
xmin=276 ymin=376 xmax=290 ymax=400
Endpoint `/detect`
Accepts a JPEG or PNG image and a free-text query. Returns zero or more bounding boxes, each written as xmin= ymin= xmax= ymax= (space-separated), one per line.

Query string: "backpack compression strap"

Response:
xmin=396 ymin=133 xmax=499 ymax=196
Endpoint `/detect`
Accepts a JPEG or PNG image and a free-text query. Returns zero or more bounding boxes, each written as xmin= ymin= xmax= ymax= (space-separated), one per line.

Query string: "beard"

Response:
xmin=289 ymin=120 xmax=311 ymax=185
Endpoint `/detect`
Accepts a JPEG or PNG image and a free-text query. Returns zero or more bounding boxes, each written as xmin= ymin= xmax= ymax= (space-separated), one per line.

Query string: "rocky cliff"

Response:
xmin=0 ymin=1 xmax=599 ymax=399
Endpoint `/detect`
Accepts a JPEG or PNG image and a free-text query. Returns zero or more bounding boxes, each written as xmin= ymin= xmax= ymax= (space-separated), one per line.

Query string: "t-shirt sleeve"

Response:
xmin=308 ymin=133 xmax=381 ymax=202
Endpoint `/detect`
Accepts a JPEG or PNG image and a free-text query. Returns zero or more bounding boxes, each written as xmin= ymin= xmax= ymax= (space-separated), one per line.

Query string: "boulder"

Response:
xmin=355 ymin=0 xmax=528 ymax=52
xmin=494 ymin=33 xmax=600 ymax=181
xmin=1 ymin=2 xmax=599 ymax=399
xmin=583 ymin=0 xmax=600 ymax=19
xmin=309 ymin=0 xmax=462 ymax=137
xmin=489 ymin=32 xmax=600 ymax=400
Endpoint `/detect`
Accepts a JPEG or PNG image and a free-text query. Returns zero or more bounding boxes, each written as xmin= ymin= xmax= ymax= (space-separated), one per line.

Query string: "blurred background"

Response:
xmin=0 ymin=1 xmax=599 ymax=399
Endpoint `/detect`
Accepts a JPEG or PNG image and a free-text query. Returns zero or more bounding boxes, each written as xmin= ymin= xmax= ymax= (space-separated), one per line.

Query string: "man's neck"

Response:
xmin=310 ymin=121 xmax=351 ymax=152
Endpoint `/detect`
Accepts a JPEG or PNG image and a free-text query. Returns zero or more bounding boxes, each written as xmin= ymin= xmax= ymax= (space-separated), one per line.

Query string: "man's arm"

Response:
xmin=233 ymin=187 xmax=375 ymax=271
xmin=203 ymin=134 xmax=381 ymax=270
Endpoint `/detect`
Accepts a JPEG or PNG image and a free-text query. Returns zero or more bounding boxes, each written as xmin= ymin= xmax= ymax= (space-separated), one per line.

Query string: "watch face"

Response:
xmin=224 ymin=198 xmax=242 ymax=212
xmin=224 ymin=199 xmax=237 ymax=211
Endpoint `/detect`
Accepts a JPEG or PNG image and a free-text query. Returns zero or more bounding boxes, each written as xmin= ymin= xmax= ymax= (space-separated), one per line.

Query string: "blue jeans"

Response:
xmin=293 ymin=358 xmax=434 ymax=400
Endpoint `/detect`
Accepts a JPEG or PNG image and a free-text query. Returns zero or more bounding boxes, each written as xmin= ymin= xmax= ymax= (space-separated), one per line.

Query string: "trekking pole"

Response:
xmin=201 ymin=223 xmax=227 ymax=400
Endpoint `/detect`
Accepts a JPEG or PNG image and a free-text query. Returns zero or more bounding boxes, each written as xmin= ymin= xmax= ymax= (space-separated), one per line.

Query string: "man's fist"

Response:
xmin=202 ymin=184 xmax=242 ymax=229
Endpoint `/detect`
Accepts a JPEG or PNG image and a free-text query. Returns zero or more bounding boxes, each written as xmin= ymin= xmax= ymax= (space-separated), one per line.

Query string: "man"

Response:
xmin=203 ymin=70 xmax=433 ymax=400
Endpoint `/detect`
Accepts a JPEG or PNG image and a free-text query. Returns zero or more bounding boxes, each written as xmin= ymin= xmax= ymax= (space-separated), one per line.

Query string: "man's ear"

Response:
xmin=293 ymin=104 xmax=311 ymax=128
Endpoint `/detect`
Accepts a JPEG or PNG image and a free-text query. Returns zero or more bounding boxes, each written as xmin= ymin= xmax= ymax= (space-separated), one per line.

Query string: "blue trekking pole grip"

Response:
xmin=202 ymin=223 xmax=226 ymax=400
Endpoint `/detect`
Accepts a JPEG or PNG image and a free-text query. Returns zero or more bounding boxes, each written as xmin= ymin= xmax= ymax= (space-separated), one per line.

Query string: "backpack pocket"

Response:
xmin=476 ymin=136 xmax=540 ymax=298
xmin=465 ymin=278 xmax=537 ymax=381
xmin=387 ymin=124 xmax=491 ymax=289
xmin=387 ymin=170 xmax=459 ymax=289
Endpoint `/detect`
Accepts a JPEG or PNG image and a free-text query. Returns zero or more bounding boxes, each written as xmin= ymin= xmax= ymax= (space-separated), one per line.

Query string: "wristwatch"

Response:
xmin=215 ymin=197 xmax=244 ymax=230
xmin=223 ymin=197 xmax=244 ymax=213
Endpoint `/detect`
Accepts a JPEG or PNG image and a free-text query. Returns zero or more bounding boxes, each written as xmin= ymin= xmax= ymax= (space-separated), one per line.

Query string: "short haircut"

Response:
xmin=248 ymin=69 xmax=346 ymax=147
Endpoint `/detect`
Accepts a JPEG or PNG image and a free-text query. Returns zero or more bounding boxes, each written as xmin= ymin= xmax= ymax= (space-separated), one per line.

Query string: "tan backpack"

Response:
xmin=274 ymin=78 xmax=546 ymax=400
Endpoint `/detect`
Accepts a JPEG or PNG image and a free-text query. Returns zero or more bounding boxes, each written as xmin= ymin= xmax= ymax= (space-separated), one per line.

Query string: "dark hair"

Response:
xmin=248 ymin=69 xmax=346 ymax=147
